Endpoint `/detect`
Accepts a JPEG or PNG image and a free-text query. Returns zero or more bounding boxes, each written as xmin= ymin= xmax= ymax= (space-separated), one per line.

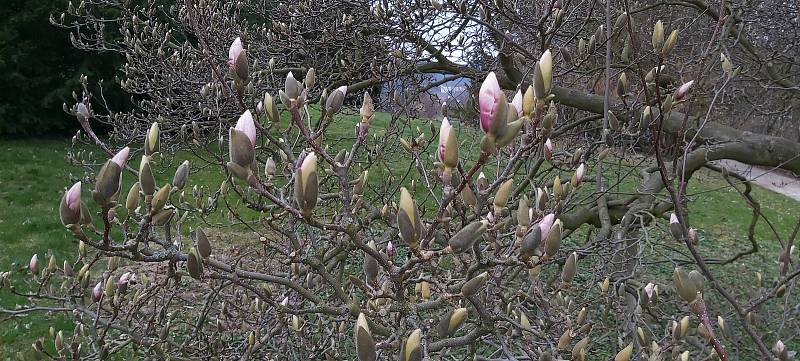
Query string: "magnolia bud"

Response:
xmin=126 ymin=182 xmax=140 ymax=214
xmin=544 ymin=219 xmax=563 ymax=257
xmin=533 ymin=50 xmax=553 ymax=99
xmin=326 ymin=85 xmax=347 ymax=115
xmin=304 ymin=68 xmax=316 ymax=89
xmin=92 ymin=281 xmax=103 ymax=302
xmin=139 ymin=157 xmax=156 ymax=196
xmin=521 ymin=226 xmax=541 ymax=258
xmin=669 ymin=213 xmax=683 ymax=240
xmin=561 ymin=252 xmax=578 ymax=284
xmin=544 ymin=138 xmax=553 ymax=160
xmin=493 ymin=179 xmax=513 ymax=215
xmin=662 ymin=29 xmax=678 ymax=57
xmin=152 ymin=184 xmax=171 ymax=211
xmin=402 ymin=329 xmax=422 ymax=361
xmin=144 ymin=122 xmax=160 ymax=156
xmin=187 ymin=247 xmax=203 ymax=280
xmin=437 ymin=308 xmax=468 ymax=338
xmin=397 ymin=187 xmax=422 ymax=248
xmin=522 ymin=85 xmax=535 ymax=117
xmin=360 ymin=92 xmax=375 ymax=123
xmin=60 ymin=182 xmax=83 ymax=226
xmin=29 ymin=254 xmax=39 ymax=276
xmin=93 ymin=147 xmax=129 ymax=206
xmin=355 ymin=313 xmax=375 ymax=361
xmin=172 ymin=161 xmax=190 ymax=190
xmin=386 ymin=241 xmax=395 ymax=258
xmin=673 ymin=267 xmax=697 ymax=302
xmin=616 ymin=74 xmax=628 ymax=99
xmin=615 ymin=343 xmax=634 ymax=361
xmin=652 ymin=20 xmax=664 ymax=53
xmin=461 ymin=272 xmax=488 ymax=296
xmin=449 ymin=220 xmax=488 ymax=252
xmin=196 ymin=227 xmax=212 ymax=258
xmin=675 ymin=80 xmax=694 ymax=101
xmin=295 ymin=153 xmax=319 ymax=217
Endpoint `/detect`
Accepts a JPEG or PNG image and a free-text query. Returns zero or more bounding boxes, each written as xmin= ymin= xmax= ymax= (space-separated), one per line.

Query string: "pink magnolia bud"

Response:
xmin=539 ymin=213 xmax=556 ymax=240
xmin=688 ymin=228 xmax=698 ymax=244
xmin=669 ymin=213 xmax=684 ymax=240
xmin=29 ymin=254 xmax=39 ymax=275
xmin=386 ymin=241 xmax=394 ymax=258
xmin=110 ymin=147 xmax=130 ymax=168
xmin=438 ymin=117 xmax=452 ymax=162
xmin=92 ymin=281 xmax=103 ymax=302
xmin=228 ymin=37 xmax=244 ymax=69
xmin=575 ymin=163 xmax=586 ymax=185
xmin=65 ymin=181 xmax=82 ymax=212
xmin=235 ymin=110 xmax=257 ymax=146
xmin=511 ymin=90 xmax=523 ymax=117
xmin=544 ymin=138 xmax=553 ymax=160
xmin=674 ymin=80 xmax=694 ymax=101
xmin=478 ymin=72 xmax=503 ymax=133
xmin=336 ymin=85 xmax=348 ymax=97
xmin=118 ymin=272 xmax=136 ymax=293
xmin=644 ymin=282 xmax=656 ymax=299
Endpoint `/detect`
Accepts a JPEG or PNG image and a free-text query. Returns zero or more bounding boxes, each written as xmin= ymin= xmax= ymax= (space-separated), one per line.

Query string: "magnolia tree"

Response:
xmin=2 ymin=0 xmax=800 ymax=359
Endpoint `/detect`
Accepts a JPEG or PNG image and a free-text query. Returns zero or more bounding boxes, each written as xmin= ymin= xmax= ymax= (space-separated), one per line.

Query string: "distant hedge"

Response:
xmin=0 ymin=0 xmax=123 ymax=137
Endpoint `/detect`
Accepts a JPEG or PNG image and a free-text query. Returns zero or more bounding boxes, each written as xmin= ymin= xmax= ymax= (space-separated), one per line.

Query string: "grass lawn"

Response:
xmin=1 ymin=110 xmax=798 ymax=357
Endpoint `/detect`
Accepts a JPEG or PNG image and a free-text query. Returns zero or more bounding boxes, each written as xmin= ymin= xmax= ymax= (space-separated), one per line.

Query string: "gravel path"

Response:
xmin=713 ymin=160 xmax=800 ymax=202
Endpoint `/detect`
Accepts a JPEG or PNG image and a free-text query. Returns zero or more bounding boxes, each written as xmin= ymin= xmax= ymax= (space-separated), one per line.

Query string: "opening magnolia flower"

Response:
xmin=111 ymin=147 xmax=130 ymax=168
xmin=511 ymin=90 xmax=523 ymax=116
xmin=539 ymin=213 xmax=556 ymax=240
xmin=235 ymin=110 xmax=257 ymax=146
xmin=228 ymin=37 xmax=244 ymax=69
xmin=675 ymin=80 xmax=694 ymax=100
xmin=478 ymin=72 xmax=503 ymax=133
xmin=65 ymin=181 xmax=82 ymax=211
xmin=438 ymin=117 xmax=452 ymax=162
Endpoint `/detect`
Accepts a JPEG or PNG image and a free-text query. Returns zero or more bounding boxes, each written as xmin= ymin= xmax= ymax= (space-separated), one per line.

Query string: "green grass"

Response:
xmin=1 ymin=111 xmax=798 ymax=357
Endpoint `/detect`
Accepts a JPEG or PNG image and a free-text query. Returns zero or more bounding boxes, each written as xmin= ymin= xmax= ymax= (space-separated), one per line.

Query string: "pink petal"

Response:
xmin=479 ymin=72 xmax=502 ymax=133
xmin=336 ymin=85 xmax=348 ymax=97
xmin=228 ymin=37 xmax=243 ymax=69
xmin=511 ymin=90 xmax=523 ymax=116
xmin=438 ymin=118 xmax=452 ymax=162
xmin=66 ymin=181 xmax=82 ymax=211
xmin=539 ymin=213 xmax=555 ymax=240
xmin=235 ymin=110 xmax=257 ymax=146
xmin=111 ymin=147 xmax=130 ymax=168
